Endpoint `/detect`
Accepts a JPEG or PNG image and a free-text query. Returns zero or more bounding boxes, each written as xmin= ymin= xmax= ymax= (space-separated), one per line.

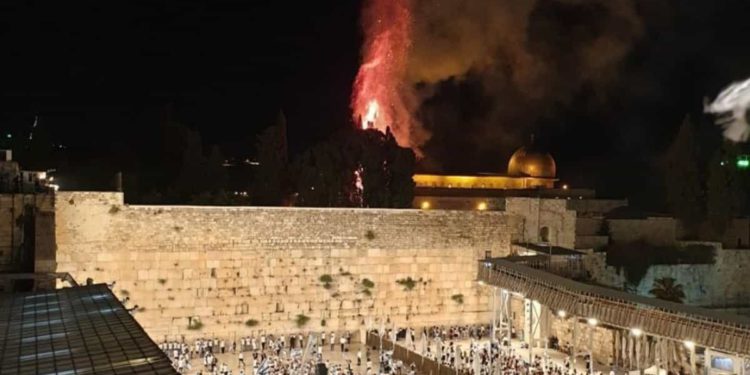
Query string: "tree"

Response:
xmin=706 ymin=142 xmax=748 ymax=236
xmin=252 ymin=111 xmax=289 ymax=205
xmin=649 ymin=277 xmax=686 ymax=303
xmin=291 ymin=128 xmax=415 ymax=208
xmin=663 ymin=116 xmax=704 ymax=235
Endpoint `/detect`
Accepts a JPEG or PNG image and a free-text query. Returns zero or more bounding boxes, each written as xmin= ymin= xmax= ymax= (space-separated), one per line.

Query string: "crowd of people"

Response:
xmin=419 ymin=337 xmax=594 ymax=375
xmin=159 ymin=331 xmax=360 ymax=374
xmin=157 ymin=324 xmax=601 ymax=375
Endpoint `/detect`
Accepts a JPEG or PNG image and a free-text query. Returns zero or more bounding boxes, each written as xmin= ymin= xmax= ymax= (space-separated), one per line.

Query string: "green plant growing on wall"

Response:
xmin=109 ymin=205 xmax=120 ymax=214
xmin=362 ymin=288 xmax=372 ymax=297
xmin=319 ymin=274 xmax=333 ymax=289
xmin=361 ymin=278 xmax=375 ymax=289
xmin=296 ymin=314 xmax=310 ymax=328
xmin=365 ymin=230 xmax=376 ymax=240
xmin=120 ymin=289 xmax=129 ymax=297
xmin=158 ymin=278 xmax=167 ymax=285
xmin=321 ymin=319 xmax=326 ymax=327
xmin=396 ymin=277 xmax=417 ymax=291
xmin=187 ymin=318 xmax=203 ymax=330
xmin=245 ymin=319 xmax=259 ymax=327
xmin=451 ymin=294 xmax=464 ymax=304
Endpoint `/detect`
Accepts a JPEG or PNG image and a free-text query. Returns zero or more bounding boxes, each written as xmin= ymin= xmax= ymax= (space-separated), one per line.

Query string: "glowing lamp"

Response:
xmin=737 ymin=155 xmax=750 ymax=169
xmin=420 ymin=201 xmax=431 ymax=210
xmin=477 ymin=202 xmax=488 ymax=211
xmin=587 ymin=318 xmax=598 ymax=327
xmin=557 ymin=310 xmax=567 ymax=318
xmin=684 ymin=340 xmax=695 ymax=350
xmin=562 ymin=184 xmax=569 ymax=190
xmin=630 ymin=328 xmax=642 ymax=337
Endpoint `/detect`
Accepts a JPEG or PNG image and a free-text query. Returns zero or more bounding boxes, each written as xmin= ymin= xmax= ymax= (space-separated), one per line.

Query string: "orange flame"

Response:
xmin=351 ymin=0 xmax=413 ymax=143
xmin=362 ymin=100 xmax=380 ymax=129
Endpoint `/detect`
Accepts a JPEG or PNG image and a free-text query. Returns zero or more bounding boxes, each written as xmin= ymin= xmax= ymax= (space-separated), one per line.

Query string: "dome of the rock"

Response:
xmin=507 ymin=146 xmax=556 ymax=178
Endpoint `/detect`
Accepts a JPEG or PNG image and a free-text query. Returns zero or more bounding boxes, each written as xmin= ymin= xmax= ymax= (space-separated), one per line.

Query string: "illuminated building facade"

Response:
xmin=413 ymin=144 xmax=591 ymax=211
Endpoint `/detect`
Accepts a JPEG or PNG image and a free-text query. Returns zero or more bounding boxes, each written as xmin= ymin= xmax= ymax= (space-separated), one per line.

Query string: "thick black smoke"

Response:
xmin=406 ymin=0 xmax=646 ymax=172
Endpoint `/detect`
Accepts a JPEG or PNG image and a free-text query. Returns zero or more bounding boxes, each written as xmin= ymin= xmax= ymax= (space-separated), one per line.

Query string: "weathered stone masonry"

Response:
xmin=38 ymin=192 xmax=518 ymax=340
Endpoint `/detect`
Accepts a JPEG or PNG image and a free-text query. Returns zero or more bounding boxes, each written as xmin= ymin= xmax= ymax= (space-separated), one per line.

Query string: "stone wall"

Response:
xmin=412 ymin=196 xmax=507 ymax=212
xmin=505 ymin=198 xmax=576 ymax=249
xmin=585 ymin=245 xmax=750 ymax=307
xmin=608 ymin=217 xmax=677 ymax=246
xmin=45 ymin=192 xmax=517 ymax=341
xmin=566 ymin=199 xmax=627 ymax=216
xmin=0 ymin=193 xmax=54 ymax=273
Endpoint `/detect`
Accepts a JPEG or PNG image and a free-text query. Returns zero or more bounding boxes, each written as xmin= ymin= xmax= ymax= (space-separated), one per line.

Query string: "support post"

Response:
xmin=689 ymin=345 xmax=696 ymax=375
xmin=572 ymin=317 xmax=578 ymax=365
xmin=589 ymin=325 xmax=594 ymax=375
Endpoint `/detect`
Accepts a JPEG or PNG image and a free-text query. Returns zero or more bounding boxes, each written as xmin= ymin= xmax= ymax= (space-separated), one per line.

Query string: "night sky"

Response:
xmin=2 ymin=0 xmax=750 ymax=208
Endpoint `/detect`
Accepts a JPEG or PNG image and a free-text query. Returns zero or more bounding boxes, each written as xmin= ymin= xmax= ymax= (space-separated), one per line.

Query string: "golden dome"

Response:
xmin=507 ymin=146 xmax=556 ymax=178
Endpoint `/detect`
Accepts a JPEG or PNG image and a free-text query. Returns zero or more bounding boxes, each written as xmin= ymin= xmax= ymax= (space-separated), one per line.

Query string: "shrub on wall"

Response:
xmin=361 ymin=278 xmax=375 ymax=289
xmin=187 ymin=318 xmax=203 ymax=330
xmin=396 ymin=277 xmax=417 ymax=291
xmin=365 ymin=230 xmax=376 ymax=240
xmin=319 ymin=274 xmax=333 ymax=289
xmin=296 ymin=314 xmax=310 ymax=328
xmin=245 ymin=319 xmax=259 ymax=327
xmin=451 ymin=294 xmax=464 ymax=304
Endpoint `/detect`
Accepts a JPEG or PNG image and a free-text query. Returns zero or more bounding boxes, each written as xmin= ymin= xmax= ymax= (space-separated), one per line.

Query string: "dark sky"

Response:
xmin=1 ymin=0 xmax=750 ymax=207
xmin=0 ymin=0 xmax=361 ymax=156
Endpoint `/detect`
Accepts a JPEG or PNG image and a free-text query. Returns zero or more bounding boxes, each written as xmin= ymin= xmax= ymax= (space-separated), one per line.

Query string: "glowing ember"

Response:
xmin=351 ymin=0 xmax=414 ymax=148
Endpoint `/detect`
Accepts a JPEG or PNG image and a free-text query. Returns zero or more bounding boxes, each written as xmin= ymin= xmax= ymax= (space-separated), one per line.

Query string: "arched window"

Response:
xmin=540 ymin=226 xmax=550 ymax=243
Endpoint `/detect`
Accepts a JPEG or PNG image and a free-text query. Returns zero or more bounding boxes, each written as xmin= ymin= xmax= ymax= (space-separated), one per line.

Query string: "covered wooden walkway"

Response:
xmin=479 ymin=258 xmax=750 ymax=357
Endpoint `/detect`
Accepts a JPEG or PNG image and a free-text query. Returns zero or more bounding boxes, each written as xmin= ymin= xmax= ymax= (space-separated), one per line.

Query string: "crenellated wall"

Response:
xmin=42 ymin=192 xmax=517 ymax=340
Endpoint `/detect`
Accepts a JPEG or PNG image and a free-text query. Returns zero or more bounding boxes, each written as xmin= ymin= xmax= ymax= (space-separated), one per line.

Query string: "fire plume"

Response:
xmin=351 ymin=0 xmax=418 ymax=151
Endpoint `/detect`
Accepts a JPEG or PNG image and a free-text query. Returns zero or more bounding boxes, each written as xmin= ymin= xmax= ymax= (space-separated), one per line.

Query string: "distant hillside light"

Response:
xmin=737 ymin=155 xmax=750 ymax=169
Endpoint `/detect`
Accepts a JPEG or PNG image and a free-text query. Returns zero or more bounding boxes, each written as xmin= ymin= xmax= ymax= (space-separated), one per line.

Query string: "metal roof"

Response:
xmin=0 ymin=284 xmax=176 ymax=375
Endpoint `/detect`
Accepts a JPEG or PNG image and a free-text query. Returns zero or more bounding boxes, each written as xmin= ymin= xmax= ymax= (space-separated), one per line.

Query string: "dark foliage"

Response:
xmin=292 ymin=127 xmax=415 ymax=208
xmin=606 ymin=240 xmax=715 ymax=286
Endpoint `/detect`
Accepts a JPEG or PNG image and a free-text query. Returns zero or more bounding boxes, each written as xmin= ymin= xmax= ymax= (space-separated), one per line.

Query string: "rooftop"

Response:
xmin=0 ymin=284 xmax=176 ymax=374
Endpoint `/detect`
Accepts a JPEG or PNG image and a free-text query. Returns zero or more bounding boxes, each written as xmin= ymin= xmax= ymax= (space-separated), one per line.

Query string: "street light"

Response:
xmin=630 ymin=328 xmax=642 ymax=337
xmin=683 ymin=340 xmax=695 ymax=350
xmin=587 ymin=318 xmax=598 ymax=327
xmin=557 ymin=310 xmax=567 ymax=318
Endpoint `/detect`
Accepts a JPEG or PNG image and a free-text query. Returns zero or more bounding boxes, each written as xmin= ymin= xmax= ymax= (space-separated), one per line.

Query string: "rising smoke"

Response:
xmin=355 ymin=0 xmax=646 ymax=171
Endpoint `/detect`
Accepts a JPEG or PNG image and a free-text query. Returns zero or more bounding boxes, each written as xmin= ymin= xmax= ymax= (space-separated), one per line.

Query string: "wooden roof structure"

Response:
xmin=479 ymin=258 xmax=750 ymax=356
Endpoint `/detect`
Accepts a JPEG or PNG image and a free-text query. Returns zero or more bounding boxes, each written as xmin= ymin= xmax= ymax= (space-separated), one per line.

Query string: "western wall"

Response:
xmin=37 ymin=192 xmax=521 ymax=340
